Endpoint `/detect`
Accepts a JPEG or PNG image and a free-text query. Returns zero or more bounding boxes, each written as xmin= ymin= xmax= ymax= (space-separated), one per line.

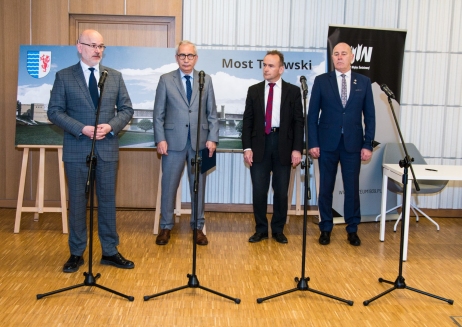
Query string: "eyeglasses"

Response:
xmin=177 ymin=53 xmax=196 ymax=60
xmin=79 ymin=42 xmax=106 ymax=51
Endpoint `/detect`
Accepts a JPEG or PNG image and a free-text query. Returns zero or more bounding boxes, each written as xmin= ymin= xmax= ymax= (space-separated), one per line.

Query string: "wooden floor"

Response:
xmin=1 ymin=208 xmax=461 ymax=327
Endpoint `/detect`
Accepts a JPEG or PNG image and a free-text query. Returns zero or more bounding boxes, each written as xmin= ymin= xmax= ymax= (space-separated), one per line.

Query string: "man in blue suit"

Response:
xmin=307 ymin=42 xmax=376 ymax=246
xmin=153 ymin=40 xmax=219 ymax=246
xmin=48 ymin=29 xmax=135 ymax=272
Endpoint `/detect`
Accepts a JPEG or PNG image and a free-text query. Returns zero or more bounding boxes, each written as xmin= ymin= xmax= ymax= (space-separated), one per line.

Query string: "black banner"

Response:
xmin=328 ymin=25 xmax=406 ymax=102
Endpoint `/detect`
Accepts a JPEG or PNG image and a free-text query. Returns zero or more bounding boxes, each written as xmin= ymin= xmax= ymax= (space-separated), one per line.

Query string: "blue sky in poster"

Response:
xmin=17 ymin=45 xmax=326 ymax=114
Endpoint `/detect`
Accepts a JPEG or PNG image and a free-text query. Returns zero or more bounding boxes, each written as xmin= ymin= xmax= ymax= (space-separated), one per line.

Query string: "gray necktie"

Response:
xmin=341 ymin=74 xmax=347 ymax=107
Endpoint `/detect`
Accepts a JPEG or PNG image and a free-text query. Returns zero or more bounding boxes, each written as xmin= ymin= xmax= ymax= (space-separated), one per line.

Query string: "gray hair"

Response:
xmin=176 ymin=40 xmax=197 ymax=54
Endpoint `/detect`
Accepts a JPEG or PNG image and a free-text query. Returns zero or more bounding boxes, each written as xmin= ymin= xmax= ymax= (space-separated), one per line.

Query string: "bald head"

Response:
xmin=332 ymin=42 xmax=354 ymax=73
xmin=77 ymin=29 xmax=105 ymax=67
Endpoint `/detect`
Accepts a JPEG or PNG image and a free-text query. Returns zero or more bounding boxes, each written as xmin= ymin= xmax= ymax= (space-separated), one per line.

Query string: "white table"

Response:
xmin=380 ymin=164 xmax=462 ymax=261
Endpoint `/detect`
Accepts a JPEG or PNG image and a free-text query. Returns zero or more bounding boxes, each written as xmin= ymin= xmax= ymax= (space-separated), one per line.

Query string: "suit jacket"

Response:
xmin=241 ymin=79 xmax=304 ymax=165
xmin=153 ymin=69 xmax=219 ymax=151
xmin=47 ymin=62 xmax=134 ymax=162
xmin=307 ymin=71 xmax=375 ymax=153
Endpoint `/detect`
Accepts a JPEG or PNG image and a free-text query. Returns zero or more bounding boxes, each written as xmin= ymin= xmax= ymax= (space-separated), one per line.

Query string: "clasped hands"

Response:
xmin=82 ymin=124 xmax=112 ymax=140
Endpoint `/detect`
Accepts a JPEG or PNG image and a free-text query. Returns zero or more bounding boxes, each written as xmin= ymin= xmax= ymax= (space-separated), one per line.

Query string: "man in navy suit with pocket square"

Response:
xmin=48 ymin=29 xmax=135 ymax=272
xmin=307 ymin=42 xmax=376 ymax=246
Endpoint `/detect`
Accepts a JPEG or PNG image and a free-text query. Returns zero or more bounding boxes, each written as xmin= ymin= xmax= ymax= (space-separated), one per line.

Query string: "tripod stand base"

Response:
xmin=256 ymin=276 xmax=353 ymax=306
xmin=363 ymin=276 xmax=454 ymax=306
xmin=143 ymin=273 xmax=240 ymax=304
xmin=37 ymin=271 xmax=134 ymax=301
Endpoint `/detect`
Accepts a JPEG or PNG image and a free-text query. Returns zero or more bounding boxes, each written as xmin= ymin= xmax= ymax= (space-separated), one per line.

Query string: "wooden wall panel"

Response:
xmin=31 ymin=0 xmax=69 ymax=45
xmin=126 ymin=0 xmax=183 ymax=44
xmin=69 ymin=0 xmax=125 ymax=15
xmin=116 ymin=150 xmax=160 ymax=207
xmin=69 ymin=15 xmax=175 ymax=48
xmin=0 ymin=0 xmax=183 ymax=209
xmin=0 ymin=0 xmax=32 ymax=205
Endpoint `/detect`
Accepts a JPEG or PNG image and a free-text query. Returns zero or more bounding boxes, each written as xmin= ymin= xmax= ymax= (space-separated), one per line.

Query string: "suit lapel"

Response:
xmin=258 ymin=81 xmax=266 ymax=115
xmin=328 ymin=71 xmax=343 ymax=108
xmin=173 ymin=69 xmax=189 ymax=106
xmin=279 ymin=80 xmax=290 ymax=126
xmin=72 ymin=63 xmax=94 ymax=109
xmin=346 ymin=72 xmax=359 ymax=107
xmin=190 ymin=69 xmax=199 ymax=105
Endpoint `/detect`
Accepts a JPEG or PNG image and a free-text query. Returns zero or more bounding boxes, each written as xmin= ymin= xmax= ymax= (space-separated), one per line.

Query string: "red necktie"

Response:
xmin=265 ymin=83 xmax=275 ymax=134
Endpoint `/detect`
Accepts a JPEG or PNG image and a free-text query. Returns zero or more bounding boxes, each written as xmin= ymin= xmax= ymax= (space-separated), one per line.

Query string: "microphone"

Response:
xmin=199 ymin=70 xmax=205 ymax=89
xmin=380 ymin=84 xmax=395 ymax=99
xmin=98 ymin=69 xmax=108 ymax=88
xmin=300 ymin=75 xmax=308 ymax=93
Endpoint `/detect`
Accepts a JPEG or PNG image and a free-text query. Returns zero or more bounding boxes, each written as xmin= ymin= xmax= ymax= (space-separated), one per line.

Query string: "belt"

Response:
xmin=269 ymin=127 xmax=279 ymax=133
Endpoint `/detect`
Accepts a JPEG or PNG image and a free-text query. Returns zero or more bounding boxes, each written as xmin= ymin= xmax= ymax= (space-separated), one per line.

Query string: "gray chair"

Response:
xmin=375 ymin=143 xmax=448 ymax=231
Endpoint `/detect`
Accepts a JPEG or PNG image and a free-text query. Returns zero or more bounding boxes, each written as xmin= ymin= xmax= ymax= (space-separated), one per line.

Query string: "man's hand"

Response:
xmin=243 ymin=149 xmax=253 ymax=167
xmin=309 ymin=147 xmax=320 ymax=159
xmin=157 ymin=141 xmax=168 ymax=155
xmin=206 ymin=141 xmax=216 ymax=157
xmin=291 ymin=150 xmax=302 ymax=167
xmin=361 ymin=148 xmax=372 ymax=161
xmin=82 ymin=124 xmax=112 ymax=140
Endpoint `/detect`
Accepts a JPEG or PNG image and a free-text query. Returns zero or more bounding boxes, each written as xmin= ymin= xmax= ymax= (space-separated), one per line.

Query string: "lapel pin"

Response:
xmin=353 ymin=79 xmax=357 ymax=84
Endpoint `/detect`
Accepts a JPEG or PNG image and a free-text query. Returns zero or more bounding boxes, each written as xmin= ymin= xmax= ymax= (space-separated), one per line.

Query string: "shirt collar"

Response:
xmin=335 ymin=69 xmax=351 ymax=78
xmin=180 ymin=69 xmax=193 ymax=80
xmin=80 ymin=61 xmax=99 ymax=73
xmin=265 ymin=77 xmax=282 ymax=88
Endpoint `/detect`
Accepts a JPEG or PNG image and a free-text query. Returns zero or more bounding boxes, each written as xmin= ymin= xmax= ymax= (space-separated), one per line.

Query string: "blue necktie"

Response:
xmin=184 ymin=75 xmax=192 ymax=104
xmin=89 ymin=68 xmax=99 ymax=108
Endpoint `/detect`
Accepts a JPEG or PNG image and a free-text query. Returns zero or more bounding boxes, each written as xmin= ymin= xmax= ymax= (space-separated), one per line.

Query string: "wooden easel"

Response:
xmin=14 ymin=145 xmax=68 ymax=233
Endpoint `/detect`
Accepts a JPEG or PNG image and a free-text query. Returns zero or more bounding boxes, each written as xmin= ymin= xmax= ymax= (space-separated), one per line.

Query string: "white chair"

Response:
xmin=376 ymin=143 xmax=448 ymax=231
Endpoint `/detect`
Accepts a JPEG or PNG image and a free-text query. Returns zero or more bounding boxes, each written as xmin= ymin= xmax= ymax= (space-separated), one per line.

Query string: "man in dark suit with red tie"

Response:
xmin=307 ymin=42 xmax=376 ymax=246
xmin=242 ymin=50 xmax=304 ymax=244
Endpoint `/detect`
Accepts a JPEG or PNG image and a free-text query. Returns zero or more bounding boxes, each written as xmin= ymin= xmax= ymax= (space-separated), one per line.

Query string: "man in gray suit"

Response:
xmin=47 ymin=29 xmax=135 ymax=273
xmin=153 ymin=40 xmax=219 ymax=246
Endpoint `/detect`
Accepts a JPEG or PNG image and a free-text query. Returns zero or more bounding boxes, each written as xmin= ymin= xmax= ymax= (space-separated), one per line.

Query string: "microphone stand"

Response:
xmin=37 ymin=72 xmax=134 ymax=301
xmin=363 ymin=94 xmax=453 ymax=306
xmin=256 ymin=81 xmax=353 ymax=306
xmin=144 ymin=71 xmax=240 ymax=304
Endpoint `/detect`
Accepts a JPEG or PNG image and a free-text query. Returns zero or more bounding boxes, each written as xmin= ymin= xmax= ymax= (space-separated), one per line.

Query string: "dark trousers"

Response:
xmin=318 ymin=135 xmax=361 ymax=233
xmin=65 ymin=158 xmax=119 ymax=257
xmin=250 ymin=132 xmax=291 ymax=234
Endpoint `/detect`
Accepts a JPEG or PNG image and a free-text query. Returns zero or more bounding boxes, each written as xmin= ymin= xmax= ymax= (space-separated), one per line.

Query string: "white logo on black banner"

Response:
xmin=350 ymin=45 xmax=373 ymax=64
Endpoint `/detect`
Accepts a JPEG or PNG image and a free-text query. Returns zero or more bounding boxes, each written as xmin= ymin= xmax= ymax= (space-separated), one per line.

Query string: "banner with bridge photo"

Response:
xmin=15 ymin=45 xmax=325 ymax=149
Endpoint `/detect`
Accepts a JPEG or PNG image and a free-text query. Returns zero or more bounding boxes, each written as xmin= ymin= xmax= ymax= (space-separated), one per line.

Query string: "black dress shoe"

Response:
xmin=319 ymin=231 xmax=331 ymax=245
xmin=272 ymin=232 xmax=288 ymax=244
xmin=347 ymin=232 xmax=361 ymax=246
xmin=100 ymin=252 xmax=135 ymax=269
xmin=63 ymin=255 xmax=84 ymax=273
xmin=248 ymin=232 xmax=268 ymax=243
